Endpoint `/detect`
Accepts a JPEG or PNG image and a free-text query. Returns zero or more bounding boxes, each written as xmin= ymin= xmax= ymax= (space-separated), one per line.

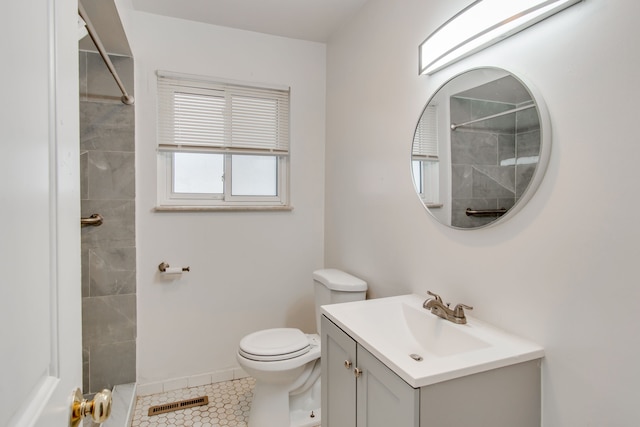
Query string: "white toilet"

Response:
xmin=237 ymin=269 xmax=367 ymax=427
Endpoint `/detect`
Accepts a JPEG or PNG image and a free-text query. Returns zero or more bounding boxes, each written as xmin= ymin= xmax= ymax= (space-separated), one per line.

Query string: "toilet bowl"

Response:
xmin=236 ymin=269 xmax=367 ymax=427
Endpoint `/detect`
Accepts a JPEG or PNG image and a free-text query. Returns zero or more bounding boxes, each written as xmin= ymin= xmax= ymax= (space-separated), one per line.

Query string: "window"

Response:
xmin=156 ymin=71 xmax=290 ymax=209
xmin=412 ymin=105 xmax=440 ymax=205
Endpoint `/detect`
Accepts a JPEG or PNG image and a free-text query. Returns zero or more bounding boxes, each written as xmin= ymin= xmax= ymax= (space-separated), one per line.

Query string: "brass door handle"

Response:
xmin=354 ymin=367 xmax=363 ymax=378
xmin=70 ymin=388 xmax=112 ymax=427
xmin=344 ymin=360 xmax=352 ymax=369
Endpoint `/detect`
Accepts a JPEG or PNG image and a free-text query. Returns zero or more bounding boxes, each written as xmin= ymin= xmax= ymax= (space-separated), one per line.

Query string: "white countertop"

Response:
xmin=321 ymin=294 xmax=544 ymax=388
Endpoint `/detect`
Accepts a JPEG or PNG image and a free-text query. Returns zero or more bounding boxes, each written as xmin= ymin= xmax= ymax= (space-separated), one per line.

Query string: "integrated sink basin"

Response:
xmin=321 ymin=293 xmax=544 ymax=388
xmin=402 ymin=301 xmax=489 ymax=357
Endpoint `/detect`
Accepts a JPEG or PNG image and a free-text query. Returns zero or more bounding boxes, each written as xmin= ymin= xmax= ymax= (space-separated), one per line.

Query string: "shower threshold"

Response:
xmin=87 ymin=383 xmax=136 ymax=427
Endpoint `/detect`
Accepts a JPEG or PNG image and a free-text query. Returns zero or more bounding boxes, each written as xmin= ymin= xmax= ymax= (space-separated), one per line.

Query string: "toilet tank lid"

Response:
xmin=313 ymin=269 xmax=367 ymax=292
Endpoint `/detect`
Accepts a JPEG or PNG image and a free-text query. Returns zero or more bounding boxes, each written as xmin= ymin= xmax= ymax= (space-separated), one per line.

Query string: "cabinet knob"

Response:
xmin=344 ymin=360 xmax=352 ymax=369
xmin=354 ymin=367 xmax=363 ymax=378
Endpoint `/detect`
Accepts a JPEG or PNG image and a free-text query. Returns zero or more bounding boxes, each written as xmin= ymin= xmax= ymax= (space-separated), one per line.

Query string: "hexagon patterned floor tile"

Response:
xmin=130 ymin=377 xmax=255 ymax=427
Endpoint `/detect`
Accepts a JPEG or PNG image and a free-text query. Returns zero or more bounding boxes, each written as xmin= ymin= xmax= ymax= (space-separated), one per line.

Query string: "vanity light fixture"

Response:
xmin=419 ymin=0 xmax=582 ymax=75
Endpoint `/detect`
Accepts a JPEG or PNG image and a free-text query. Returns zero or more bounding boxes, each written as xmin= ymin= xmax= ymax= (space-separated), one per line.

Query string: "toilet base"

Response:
xmin=248 ymin=383 xmax=321 ymax=427
xmin=290 ymin=407 xmax=321 ymax=427
xmin=290 ymin=377 xmax=321 ymax=426
xmin=248 ymin=382 xmax=289 ymax=427
xmin=248 ymin=376 xmax=321 ymax=427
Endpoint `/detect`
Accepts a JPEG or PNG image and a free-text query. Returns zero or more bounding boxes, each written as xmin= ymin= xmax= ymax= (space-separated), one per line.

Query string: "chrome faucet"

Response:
xmin=423 ymin=291 xmax=473 ymax=325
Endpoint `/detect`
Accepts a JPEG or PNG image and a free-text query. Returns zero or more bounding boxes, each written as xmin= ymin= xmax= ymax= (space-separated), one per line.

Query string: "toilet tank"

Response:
xmin=313 ymin=269 xmax=367 ymax=333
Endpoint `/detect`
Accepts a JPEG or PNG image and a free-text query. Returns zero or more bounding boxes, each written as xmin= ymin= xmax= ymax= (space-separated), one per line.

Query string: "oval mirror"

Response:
xmin=412 ymin=67 xmax=550 ymax=229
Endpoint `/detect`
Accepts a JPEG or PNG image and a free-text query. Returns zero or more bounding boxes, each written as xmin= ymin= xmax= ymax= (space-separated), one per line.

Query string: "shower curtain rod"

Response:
xmin=78 ymin=3 xmax=134 ymax=105
xmin=450 ymin=102 xmax=534 ymax=131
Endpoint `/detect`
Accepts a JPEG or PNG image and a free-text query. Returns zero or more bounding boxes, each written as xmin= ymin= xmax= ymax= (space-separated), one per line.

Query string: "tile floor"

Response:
xmin=130 ymin=377 xmax=255 ymax=427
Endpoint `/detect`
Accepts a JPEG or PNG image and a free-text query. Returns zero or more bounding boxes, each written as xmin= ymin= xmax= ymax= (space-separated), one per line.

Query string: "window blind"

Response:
xmin=412 ymin=106 xmax=438 ymax=158
xmin=157 ymin=72 xmax=290 ymax=154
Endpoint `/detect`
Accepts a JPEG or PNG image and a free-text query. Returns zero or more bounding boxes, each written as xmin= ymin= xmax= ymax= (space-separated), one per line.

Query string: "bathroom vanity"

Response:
xmin=322 ymin=316 xmax=419 ymax=426
xmin=320 ymin=295 xmax=544 ymax=427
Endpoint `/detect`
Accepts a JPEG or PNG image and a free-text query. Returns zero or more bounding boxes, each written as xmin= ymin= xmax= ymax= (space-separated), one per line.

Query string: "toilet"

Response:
xmin=237 ymin=268 xmax=367 ymax=427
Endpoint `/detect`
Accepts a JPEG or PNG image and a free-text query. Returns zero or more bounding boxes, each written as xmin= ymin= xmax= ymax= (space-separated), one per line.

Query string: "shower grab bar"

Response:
xmin=466 ymin=208 xmax=507 ymax=217
xmin=451 ymin=103 xmax=534 ymax=131
xmin=78 ymin=3 xmax=134 ymax=105
xmin=81 ymin=214 xmax=103 ymax=227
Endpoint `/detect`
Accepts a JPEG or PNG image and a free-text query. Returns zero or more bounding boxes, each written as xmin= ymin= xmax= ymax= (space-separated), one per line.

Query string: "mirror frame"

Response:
xmin=412 ymin=67 xmax=551 ymax=230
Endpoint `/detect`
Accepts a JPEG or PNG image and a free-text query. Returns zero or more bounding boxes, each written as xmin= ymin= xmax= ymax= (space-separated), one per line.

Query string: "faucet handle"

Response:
xmin=426 ymin=290 xmax=443 ymax=303
xmin=453 ymin=303 xmax=473 ymax=318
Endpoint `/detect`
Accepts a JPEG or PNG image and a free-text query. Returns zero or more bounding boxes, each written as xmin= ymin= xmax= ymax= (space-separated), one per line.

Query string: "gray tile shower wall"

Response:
xmin=80 ymin=50 xmax=136 ymax=394
xmin=450 ymin=97 xmax=517 ymax=228
xmin=449 ymin=96 xmax=538 ymax=228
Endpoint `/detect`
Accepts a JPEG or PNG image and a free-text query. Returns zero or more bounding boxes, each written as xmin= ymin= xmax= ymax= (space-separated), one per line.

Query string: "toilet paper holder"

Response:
xmin=158 ymin=262 xmax=190 ymax=273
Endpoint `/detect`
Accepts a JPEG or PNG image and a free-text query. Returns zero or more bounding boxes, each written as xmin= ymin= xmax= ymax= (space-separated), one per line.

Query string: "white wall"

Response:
xmin=326 ymin=0 xmax=640 ymax=425
xmin=118 ymin=8 xmax=327 ymax=387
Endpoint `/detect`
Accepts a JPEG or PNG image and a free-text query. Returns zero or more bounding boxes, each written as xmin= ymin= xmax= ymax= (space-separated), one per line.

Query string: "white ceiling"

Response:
xmin=130 ymin=0 xmax=370 ymax=42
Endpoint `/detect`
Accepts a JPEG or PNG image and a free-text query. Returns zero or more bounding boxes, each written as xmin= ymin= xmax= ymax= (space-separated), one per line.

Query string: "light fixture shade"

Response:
xmin=419 ymin=0 xmax=582 ymax=75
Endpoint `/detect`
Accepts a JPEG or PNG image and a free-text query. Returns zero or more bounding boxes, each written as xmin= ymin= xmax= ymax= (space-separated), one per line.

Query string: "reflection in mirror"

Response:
xmin=412 ymin=68 xmax=549 ymax=229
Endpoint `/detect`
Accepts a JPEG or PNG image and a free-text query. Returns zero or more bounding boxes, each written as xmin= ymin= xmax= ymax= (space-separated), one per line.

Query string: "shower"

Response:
xmin=78 ymin=2 xmax=134 ymax=105
xmin=78 ymin=0 xmax=137 ymax=400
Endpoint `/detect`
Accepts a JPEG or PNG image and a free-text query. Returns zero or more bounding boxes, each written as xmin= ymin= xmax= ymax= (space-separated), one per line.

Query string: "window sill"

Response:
xmin=154 ymin=205 xmax=294 ymax=212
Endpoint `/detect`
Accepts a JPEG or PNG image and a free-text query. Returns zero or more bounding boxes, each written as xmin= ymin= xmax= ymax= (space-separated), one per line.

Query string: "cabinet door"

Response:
xmin=356 ymin=346 xmax=419 ymax=427
xmin=322 ymin=316 xmax=357 ymax=427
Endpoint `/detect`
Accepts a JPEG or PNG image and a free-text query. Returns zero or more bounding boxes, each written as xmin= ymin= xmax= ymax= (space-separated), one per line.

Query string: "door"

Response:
xmin=356 ymin=347 xmax=419 ymax=427
xmin=321 ymin=316 xmax=357 ymax=427
xmin=1 ymin=1 xmax=82 ymax=426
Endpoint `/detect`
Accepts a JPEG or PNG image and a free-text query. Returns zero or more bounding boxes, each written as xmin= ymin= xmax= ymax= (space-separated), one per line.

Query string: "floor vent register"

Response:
xmin=148 ymin=396 xmax=209 ymax=416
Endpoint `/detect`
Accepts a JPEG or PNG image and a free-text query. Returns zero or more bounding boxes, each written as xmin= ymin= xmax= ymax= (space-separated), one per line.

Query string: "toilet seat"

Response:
xmin=239 ymin=328 xmax=310 ymax=362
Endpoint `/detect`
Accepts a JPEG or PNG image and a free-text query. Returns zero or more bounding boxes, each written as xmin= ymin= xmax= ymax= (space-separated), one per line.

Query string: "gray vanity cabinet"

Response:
xmin=418 ymin=360 xmax=541 ymax=426
xmin=321 ymin=315 xmax=419 ymax=427
xmin=356 ymin=346 xmax=419 ymax=426
xmin=321 ymin=315 xmax=356 ymax=426
xmin=322 ymin=314 xmax=541 ymax=427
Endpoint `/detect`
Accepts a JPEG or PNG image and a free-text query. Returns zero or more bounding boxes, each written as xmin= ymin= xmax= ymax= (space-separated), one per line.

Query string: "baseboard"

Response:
xmin=136 ymin=367 xmax=249 ymax=396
